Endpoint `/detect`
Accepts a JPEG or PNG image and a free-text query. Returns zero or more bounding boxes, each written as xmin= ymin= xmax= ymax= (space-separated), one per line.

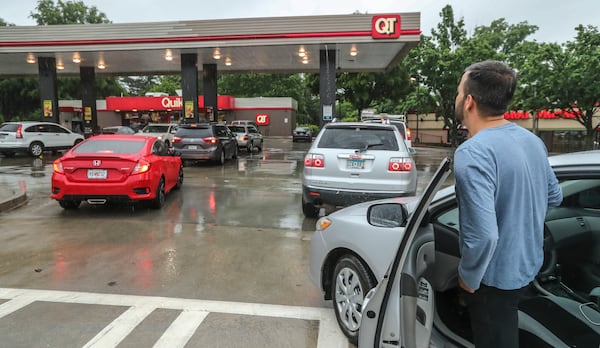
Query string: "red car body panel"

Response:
xmin=51 ymin=135 xmax=182 ymax=204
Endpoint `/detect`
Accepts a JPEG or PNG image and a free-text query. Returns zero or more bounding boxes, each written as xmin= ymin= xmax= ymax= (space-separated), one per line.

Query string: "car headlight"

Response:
xmin=316 ymin=217 xmax=332 ymax=231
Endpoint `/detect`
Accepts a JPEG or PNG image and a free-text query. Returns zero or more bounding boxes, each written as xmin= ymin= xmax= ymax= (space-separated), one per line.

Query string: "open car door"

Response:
xmin=359 ymin=157 xmax=453 ymax=348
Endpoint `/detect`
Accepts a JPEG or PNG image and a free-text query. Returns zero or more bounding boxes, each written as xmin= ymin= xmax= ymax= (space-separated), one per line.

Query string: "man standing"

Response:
xmin=453 ymin=60 xmax=563 ymax=347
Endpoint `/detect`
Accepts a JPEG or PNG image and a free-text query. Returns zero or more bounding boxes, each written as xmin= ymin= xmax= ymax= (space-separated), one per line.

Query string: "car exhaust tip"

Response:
xmin=87 ymin=198 xmax=107 ymax=205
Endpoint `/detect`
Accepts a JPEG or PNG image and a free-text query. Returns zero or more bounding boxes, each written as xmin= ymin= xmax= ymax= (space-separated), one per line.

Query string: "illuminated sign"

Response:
xmin=372 ymin=15 xmax=401 ymax=39
xmin=256 ymin=114 xmax=269 ymax=125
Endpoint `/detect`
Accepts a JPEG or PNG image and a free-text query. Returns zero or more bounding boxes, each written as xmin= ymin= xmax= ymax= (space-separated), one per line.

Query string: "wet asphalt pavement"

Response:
xmin=0 ymin=138 xmax=454 ymax=348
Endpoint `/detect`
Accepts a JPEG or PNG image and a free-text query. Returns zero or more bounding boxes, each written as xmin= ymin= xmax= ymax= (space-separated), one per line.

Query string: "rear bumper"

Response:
xmin=302 ymin=185 xmax=415 ymax=208
xmin=51 ymin=173 xmax=157 ymax=202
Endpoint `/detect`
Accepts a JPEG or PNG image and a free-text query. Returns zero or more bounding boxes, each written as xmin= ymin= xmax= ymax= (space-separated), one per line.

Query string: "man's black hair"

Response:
xmin=463 ymin=60 xmax=517 ymax=117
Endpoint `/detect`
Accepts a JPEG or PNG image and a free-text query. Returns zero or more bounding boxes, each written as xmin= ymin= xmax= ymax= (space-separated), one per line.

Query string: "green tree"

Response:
xmin=148 ymin=75 xmax=182 ymax=96
xmin=30 ymin=0 xmax=110 ymax=25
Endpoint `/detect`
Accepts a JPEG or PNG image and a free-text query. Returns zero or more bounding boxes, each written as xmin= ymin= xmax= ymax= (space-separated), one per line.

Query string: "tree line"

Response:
xmin=1 ymin=1 xmax=598 ymax=147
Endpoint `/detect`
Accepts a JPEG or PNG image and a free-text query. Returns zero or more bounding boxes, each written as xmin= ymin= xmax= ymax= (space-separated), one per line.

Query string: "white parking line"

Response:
xmin=0 ymin=287 xmax=349 ymax=348
xmin=153 ymin=309 xmax=209 ymax=348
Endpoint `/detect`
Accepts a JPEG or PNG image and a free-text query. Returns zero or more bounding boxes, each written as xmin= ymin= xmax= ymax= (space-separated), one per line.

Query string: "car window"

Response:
xmin=48 ymin=124 xmax=69 ymax=134
xmin=248 ymin=126 xmax=258 ymax=134
xmin=73 ymin=139 xmax=146 ymax=154
xmin=25 ymin=124 xmax=47 ymax=132
xmin=0 ymin=124 xmax=19 ymax=132
xmin=143 ymin=125 xmax=169 ymax=133
xmin=176 ymin=127 xmax=212 ymax=138
xmin=215 ymin=126 xmax=228 ymax=137
xmin=229 ymin=126 xmax=245 ymax=133
xmin=317 ymin=127 xmax=399 ymax=151
xmin=152 ymin=140 xmax=169 ymax=156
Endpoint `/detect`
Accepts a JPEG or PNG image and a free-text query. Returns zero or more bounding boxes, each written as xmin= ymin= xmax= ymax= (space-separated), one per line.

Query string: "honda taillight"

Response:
xmin=405 ymin=128 xmax=412 ymax=141
xmin=388 ymin=158 xmax=413 ymax=172
xmin=132 ymin=159 xmax=151 ymax=174
xmin=304 ymin=154 xmax=324 ymax=168
xmin=242 ymin=135 xmax=249 ymax=141
xmin=52 ymin=159 xmax=64 ymax=173
xmin=172 ymin=136 xmax=182 ymax=143
xmin=203 ymin=137 xmax=218 ymax=144
xmin=16 ymin=124 xmax=23 ymax=139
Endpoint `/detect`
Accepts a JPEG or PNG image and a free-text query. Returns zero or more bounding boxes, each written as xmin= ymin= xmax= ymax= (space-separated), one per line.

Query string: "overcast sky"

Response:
xmin=1 ymin=0 xmax=597 ymax=44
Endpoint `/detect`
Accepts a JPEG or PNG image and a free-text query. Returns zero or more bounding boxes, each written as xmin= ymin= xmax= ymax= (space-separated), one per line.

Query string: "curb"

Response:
xmin=0 ymin=189 xmax=28 ymax=212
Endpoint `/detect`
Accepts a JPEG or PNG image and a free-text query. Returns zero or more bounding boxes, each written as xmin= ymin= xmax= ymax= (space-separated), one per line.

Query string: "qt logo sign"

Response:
xmin=372 ymin=15 xmax=401 ymax=39
xmin=256 ymin=114 xmax=269 ymax=125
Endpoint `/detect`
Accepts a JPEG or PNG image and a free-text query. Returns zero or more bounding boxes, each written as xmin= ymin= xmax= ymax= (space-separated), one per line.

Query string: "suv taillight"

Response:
xmin=304 ymin=154 xmax=324 ymax=168
xmin=405 ymin=128 xmax=412 ymax=141
xmin=16 ymin=124 xmax=23 ymax=139
xmin=242 ymin=135 xmax=249 ymax=141
xmin=203 ymin=137 xmax=218 ymax=144
xmin=172 ymin=136 xmax=182 ymax=143
xmin=389 ymin=158 xmax=413 ymax=172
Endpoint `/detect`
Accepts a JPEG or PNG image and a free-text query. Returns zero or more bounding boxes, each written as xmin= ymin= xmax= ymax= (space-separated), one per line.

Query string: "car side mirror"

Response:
xmin=367 ymin=203 xmax=408 ymax=227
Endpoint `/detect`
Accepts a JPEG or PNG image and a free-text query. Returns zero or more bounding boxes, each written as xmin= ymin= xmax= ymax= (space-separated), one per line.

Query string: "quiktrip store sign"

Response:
xmin=256 ymin=113 xmax=270 ymax=125
xmin=105 ymin=96 xmax=234 ymax=111
xmin=371 ymin=15 xmax=401 ymax=39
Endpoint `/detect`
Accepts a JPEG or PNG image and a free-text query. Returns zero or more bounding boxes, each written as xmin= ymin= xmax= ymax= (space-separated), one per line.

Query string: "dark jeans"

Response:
xmin=462 ymin=284 xmax=528 ymax=348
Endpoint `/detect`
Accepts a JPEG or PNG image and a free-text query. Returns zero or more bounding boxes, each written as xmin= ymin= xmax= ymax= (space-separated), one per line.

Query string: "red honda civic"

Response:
xmin=51 ymin=134 xmax=183 ymax=209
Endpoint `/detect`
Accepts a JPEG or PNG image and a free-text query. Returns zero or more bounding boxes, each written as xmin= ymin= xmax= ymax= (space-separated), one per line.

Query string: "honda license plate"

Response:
xmin=87 ymin=169 xmax=107 ymax=179
xmin=188 ymin=145 xmax=198 ymax=150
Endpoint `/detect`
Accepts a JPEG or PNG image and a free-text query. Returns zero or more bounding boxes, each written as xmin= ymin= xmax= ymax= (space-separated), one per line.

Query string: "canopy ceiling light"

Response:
xmin=213 ymin=48 xmax=221 ymax=60
xmin=225 ymin=57 xmax=232 ymax=66
xmin=165 ymin=49 xmax=173 ymax=61
xmin=72 ymin=53 xmax=81 ymax=63
xmin=26 ymin=53 xmax=36 ymax=64
xmin=298 ymin=46 xmax=306 ymax=57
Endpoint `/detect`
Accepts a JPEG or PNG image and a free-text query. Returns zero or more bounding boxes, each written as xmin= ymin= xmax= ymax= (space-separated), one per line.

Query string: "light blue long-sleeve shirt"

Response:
xmin=454 ymin=123 xmax=563 ymax=290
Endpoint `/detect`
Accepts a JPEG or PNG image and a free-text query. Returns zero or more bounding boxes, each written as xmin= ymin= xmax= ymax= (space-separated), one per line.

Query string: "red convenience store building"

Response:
xmin=59 ymin=95 xmax=298 ymax=136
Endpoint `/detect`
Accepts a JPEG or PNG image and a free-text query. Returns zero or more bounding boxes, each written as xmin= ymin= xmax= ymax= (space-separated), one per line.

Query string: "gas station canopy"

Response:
xmin=0 ymin=12 xmax=420 ymax=77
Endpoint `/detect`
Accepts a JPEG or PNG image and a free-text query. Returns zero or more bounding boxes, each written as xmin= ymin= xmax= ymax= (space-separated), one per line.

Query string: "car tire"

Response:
xmin=58 ymin=199 xmax=81 ymax=210
xmin=174 ymin=167 xmax=184 ymax=190
xmin=150 ymin=177 xmax=165 ymax=209
xmin=215 ymin=150 xmax=225 ymax=165
xmin=29 ymin=141 xmax=44 ymax=157
xmin=232 ymin=146 xmax=238 ymax=159
xmin=247 ymin=142 xmax=254 ymax=153
xmin=302 ymin=196 xmax=319 ymax=218
xmin=257 ymin=141 xmax=263 ymax=152
xmin=74 ymin=138 xmax=83 ymax=146
xmin=332 ymin=255 xmax=376 ymax=345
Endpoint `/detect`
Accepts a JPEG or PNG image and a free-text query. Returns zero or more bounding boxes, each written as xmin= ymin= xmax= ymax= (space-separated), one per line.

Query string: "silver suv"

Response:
xmin=0 ymin=121 xmax=84 ymax=157
xmin=228 ymin=124 xmax=263 ymax=152
xmin=302 ymin=122 xmax=417 ymax=217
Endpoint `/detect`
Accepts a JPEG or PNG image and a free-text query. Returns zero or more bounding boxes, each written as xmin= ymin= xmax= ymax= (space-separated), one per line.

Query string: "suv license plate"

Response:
xmin=87 ymin=169 xmax=107 ymax=179
xmin=347 ymin=159 xmax=365 ymax=169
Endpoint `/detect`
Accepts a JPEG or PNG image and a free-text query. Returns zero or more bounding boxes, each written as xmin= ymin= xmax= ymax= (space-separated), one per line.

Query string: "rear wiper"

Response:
xmin=358 ymin=143 xmax=383 ymax=153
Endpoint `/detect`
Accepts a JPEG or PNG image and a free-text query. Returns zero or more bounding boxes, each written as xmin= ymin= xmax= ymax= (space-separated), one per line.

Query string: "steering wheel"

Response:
xmin=538 ymin=223 xmax=558 ymax=281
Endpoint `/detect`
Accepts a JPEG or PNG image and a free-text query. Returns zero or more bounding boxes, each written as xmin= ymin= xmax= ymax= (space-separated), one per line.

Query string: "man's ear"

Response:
xmin=464 ymin=94 xmax=476 ymax=112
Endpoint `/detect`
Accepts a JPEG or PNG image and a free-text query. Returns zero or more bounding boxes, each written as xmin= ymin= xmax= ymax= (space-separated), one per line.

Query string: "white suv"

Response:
xmin=0 ymin=121 xmax=84 ymax=157
xmin=135 ymin=123 xmax=179 ymax=147
xmin=302 ymin=122 xmax=417 ymax=217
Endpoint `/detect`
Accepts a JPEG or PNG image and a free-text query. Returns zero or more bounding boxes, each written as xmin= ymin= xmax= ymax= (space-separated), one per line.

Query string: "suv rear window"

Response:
xmin=176 ymin=127 xmax=212 ymax=138
xmin=229 ymin=126 xmax=246 ymax=133
xmin=317 ymin=127 xmax=399 ymax=151
xmin=0 ymin=124 xmax=19 ymax=132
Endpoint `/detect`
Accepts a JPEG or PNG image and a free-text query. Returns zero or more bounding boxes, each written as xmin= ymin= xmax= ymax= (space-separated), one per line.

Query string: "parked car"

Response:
xmin=228 ymin=124 xmax=263 ymax=152
xmin=50 ymin=134 xmax=183 ymax=209
xmin=0 ymin=121 xmax=84 ymax=157
xmin=101 ymin=126 xmax=135 ymax=135
xmin=363 ymin=117 xmax=413 ymax=153
xmin=302 ymin=122 xmax=417 ymax=217
xmin=310 ymin=150 xmax=600 ymax=346
xmin=172 ymin=123 xmax=238 ymax=165
xmin=292 ymin=126 xmax=313 ymax=142
xmin=135 ymin=123 xmax=179 ymax=147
